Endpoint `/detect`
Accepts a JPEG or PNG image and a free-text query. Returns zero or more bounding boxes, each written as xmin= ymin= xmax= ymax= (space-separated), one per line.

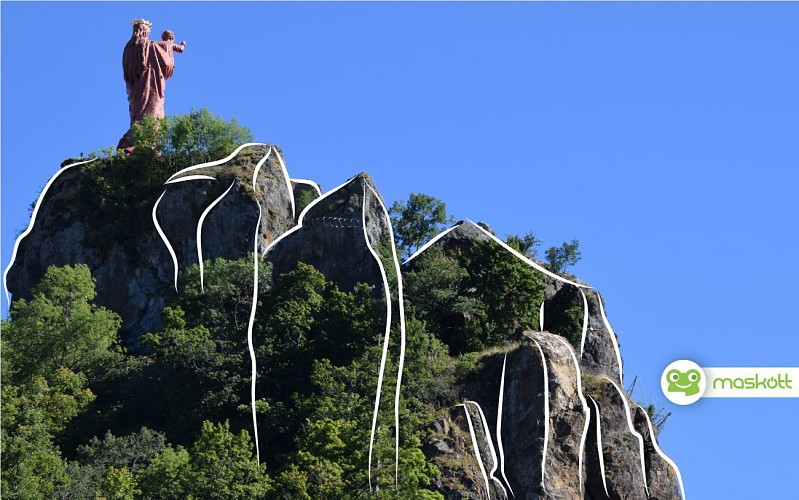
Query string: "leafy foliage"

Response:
xmin=545 ymin=237 xmax=582 ymax=273
xmin=3 ymin=180 xmax=595 ymax=497
xmin=404 ymin=240 xmax=545 ymax=353
xmin=132 ymin=107 xmax=254 ymax=168
xmin=506 ymin=231 xmax=543 ymax=259
xmin=389 ymin=193 xmax=455 ymax=259
xmin=4 ymin=264 xmax=123 ymax=383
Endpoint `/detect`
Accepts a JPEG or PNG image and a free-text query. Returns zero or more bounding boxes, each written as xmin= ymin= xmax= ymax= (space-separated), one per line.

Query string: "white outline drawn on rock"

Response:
xmin=271 ymin=148 xmax=296 ymax=220
xmin=539 ymin=300 xmax=545 ymax=331
xmin=157 ymin=144 xmax=278 ymax=463
xmin=496 ymin=353 xmax=515 ymax=498
xmin=604 ymin=377 xmax=649 ymax=497
xmin=361 ymin=184 xmax=397 ymax=491
xmin=579 ymin=288 xmax=590 ymax=357
xmin=197 ymin=181 xmax=236 ymax=292
xmin=468 ymin=220 xmax=590 ymax=289
xmin=596 ymin=292 xmax=624 ymax=386
xmin=152 ymin=190 xmax=180 ymax=291
xmin=165 ymin=142 xmax=266 ymax=183
xmin=469 ymin=400 xmax=509 ymax=498
xmin=634 ymin=403 xmax=686 ymax=500
xmin=547 ymin=333 xmax=591 ymax=498
xmin=291 ymin=178 xmax=323 ymax=197
xmin=166 ymin=174 xmax=216 ymax=183
xmin=245 ymin=148 xmax=277 ymax=465
xmin=402 ymin=221 xmax=464 ymax=265
xmin=588 ymin=396 xmax=610 ymax=497
xmin=459 ymin=403 xmax=493 ymax=499
xmin=530 ymin=338 xmax=550 ymax=488
xmin=4 ymin=158 xmax=98 ymax=304
xmin=262 ymin=174 xmax=359 ymax=256
xmin=367 ymin=183 xmax=407 ymax=487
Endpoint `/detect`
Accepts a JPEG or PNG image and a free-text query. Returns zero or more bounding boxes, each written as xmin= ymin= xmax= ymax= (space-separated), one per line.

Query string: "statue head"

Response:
xmin=161 ymin=30 xmax=175 ymax=42
xmin=131 ymin=18 xmax=152 ymax=41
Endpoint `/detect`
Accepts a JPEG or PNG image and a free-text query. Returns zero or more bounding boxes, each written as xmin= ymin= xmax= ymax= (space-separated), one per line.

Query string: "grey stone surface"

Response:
xmin=6 ymin=144 xmax=294 ymax=338
xmin=265 ymin=172 xmax=392 ymax=293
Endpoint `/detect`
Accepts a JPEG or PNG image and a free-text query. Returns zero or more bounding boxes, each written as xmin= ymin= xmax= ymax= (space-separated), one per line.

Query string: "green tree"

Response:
xmin=0 ymin=370 xmax=91 ymax=498
xmin=389 ymin=194 xmax=455 ymax=259
xmin=4 ymin=264 xmax=123 ymax=383
xmin=132 ymin=108 xmax=255 ymax=167
xmin=466 ymin=239 xmax=546 ymax=344
xmin=186 ymin=421 xmax=270 ymax=499
xmin=545 ymin=238 xmax=582 ymax=273
xmin=506 ymin=231 xmax=543 ymax=259
xmin=402 ymin=246 xmax=485 ymax=354
xmin=99 ymin=466 xmax=139 ymax=500
xmin=137 ymin=446 xmax=191 ymax=499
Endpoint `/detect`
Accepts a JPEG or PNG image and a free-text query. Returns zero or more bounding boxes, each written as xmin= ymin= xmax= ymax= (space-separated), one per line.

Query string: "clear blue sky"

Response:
xmin=3 ymin=3 xmax=798 ymax=498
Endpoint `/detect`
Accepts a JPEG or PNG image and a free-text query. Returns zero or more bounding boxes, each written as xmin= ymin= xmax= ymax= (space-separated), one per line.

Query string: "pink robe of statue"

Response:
xmin=122 ymin=39 xmax=181 ymax=125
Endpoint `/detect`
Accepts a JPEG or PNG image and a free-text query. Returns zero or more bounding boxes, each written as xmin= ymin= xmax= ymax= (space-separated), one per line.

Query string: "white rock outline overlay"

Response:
xmin=496 ymin=353 xmax=515 ymax=498
xmin=588 ymin=396 xmax=610 ymax=497
xmin=367 ymin=183 xmax=407 ymax=487
xmin=459 ymin=403 xmax=493 ymax=499
xmin=469 ymin=400 xmax=509 ymax=498
xmin=634 ymin=403 xmax=686 ymax=500
xmin=4 ymin=158 xmax=98 ymax=304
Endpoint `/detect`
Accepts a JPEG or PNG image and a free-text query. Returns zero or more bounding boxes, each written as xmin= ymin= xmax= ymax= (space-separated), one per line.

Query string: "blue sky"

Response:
xmin=3 ymin=2 xmax=798 ymax=497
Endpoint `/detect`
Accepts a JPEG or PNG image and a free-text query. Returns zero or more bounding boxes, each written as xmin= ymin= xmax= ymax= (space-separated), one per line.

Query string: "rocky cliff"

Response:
xmin=4 ymin=146 xmax=683 ymax=499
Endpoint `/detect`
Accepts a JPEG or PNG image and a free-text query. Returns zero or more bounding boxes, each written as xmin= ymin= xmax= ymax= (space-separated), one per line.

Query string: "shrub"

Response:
xmin=132 ymin=108 xmax=254 ymax=168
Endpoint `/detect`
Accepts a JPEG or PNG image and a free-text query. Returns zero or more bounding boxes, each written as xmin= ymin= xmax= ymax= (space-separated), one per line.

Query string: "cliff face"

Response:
xmin=5 ymin=146 xmax=682 ymax=499
xmin=414 ymin=220 xmax=682 ymax=499
xmin=6 ymin=145 xmax=295 ymax=336
xmin=265 ymin=173 xmax=392 ymax=293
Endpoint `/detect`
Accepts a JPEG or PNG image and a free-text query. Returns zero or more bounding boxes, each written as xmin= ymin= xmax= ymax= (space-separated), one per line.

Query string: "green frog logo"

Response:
xmin=666 ymin=369 xmax=702 ymax=396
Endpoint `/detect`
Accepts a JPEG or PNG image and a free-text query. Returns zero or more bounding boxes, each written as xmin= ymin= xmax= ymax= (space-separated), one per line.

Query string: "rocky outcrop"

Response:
xmin=543 ymin=281 xmax=624 ymax=386
xmin=5 ymin=140 xmax=682 ymax=499
xmin=6 ymin=144 xmax=294 ymax=337
xmin=438 ymin=220 xmax=491 ymax=259
xmin=426 ymin=331 xmax=680 ymax=499
xmin=265 ymin=173 xmax=392 ymax=293
xmin=390 ymin=209 xmax=681 ymax=499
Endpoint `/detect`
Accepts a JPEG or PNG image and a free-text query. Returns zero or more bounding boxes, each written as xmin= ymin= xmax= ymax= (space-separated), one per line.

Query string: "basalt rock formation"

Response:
xmin=5 ymin=145 xmax=682 ymax=499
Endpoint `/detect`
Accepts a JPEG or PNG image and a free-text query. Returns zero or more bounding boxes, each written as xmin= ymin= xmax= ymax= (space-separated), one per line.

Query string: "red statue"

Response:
xmin=118 ymin=19 xmax=186 ymax=151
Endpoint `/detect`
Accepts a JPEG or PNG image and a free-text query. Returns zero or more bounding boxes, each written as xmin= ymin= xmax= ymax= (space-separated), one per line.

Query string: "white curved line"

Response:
xmin=596 ymin=292 xmax=624 ymax=386
xmin=247 ymin=202 xmax=262 ymax=464
xmin=165 ymin=142 xmax=266 ymax=183
xmin=459 ymin=404 xmax=492 ymax=499
xmin=549 ymin=334 xmax=591 ymax=499
xmin=604 ymin=378 xmax=649 ymax=497
xmin=3 ymin=158 xmax=97 ymax=304
xmin=530 ymin=338 xmax=550 ymax=487
xmin=539 ymin=300 xmax=545 ymax=331
xmin=164 ymin=174 xmax=217 ymax=184
xmin=402 ymin=221 xmax=465 ymax=265
xmin=291 ymin=178 xmax=323 ymax=196
xmin=467 ymin=220 xmax=590 ymax=289
xmin=362 ymin=184 xmax=394 ymax=492
xmin=635 ymin=404 xmax=686 ymax=500
xmin=245 ymin=147 xmax=273 ymax=465
xmin=469 ymin=401 xmax=508 ymax=498
xmin=262 ymin=174 xmax=360 ymax=256
xmin=579 ymin=288 xmax=589 ymax=357
xmin=196 ymin=181 xmax=236 ymax=292
xmin=496 ymin=353 xmax=515 ymax=498
xmin=272 ymin=148 xmax=296 ymax=220
xmin=588 ymin=396 xmax=610 ymax=497
xmin=252 ymin=147 xmax=274 ymax=194
xmin=367 ymin=183 xmax=406 ymax=486
xmin=152 ymin=190 xmax=179 ymax=291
